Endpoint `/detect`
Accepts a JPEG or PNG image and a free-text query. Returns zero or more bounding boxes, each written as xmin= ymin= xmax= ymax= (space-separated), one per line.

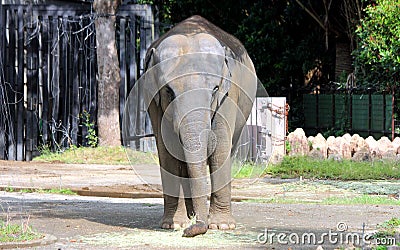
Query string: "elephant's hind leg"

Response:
xmin=161 ymin=195 xmax=190 ymax=229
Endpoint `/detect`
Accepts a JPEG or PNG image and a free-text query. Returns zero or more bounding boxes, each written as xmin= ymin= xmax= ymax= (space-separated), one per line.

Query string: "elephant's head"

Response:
xmin=147 ymin=33 xmax=233 ymax=164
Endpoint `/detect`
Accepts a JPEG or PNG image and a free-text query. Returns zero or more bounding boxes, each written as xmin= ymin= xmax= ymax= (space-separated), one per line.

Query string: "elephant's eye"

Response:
xmin=212 ymin=86 xmax=219 ymax=95
xmin=165 ymin=86 xmax=175 ymax=102
xmin=166 ymin=86 xmax=175 ymax=102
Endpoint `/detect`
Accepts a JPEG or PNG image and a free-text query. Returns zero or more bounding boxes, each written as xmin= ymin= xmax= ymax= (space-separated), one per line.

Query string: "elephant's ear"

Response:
xmin=216 ymin=48 xmax=234 ymax=106
xmin=144 ymin=48 xmax=161 ymax=107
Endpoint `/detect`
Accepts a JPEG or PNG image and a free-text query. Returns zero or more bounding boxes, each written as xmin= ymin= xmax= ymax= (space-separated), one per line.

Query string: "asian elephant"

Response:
xmin=144 ymin=15 xmax=257 ymax=237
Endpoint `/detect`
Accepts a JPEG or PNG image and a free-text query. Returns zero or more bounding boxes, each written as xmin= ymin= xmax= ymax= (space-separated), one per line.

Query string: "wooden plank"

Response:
xmin=40 ymin=15 xmax=50 ymax=146
xmin=6 ymin=8 xmax=17 ymax=160
xmin=16 ymin=6 xmax=24 ymax=161
xmin=25 ymin=13 xmax=35 ymax=161
xmin=50 ymin=16 xmax=60 ymax=151
xmin=60 ymin=17 xmax=69 ymax=148
xmin=119 ymin=17 xmax=127 ymax=128
xmin=128 ymin=16 xmax=137 ymax=91
xmin=88 ymin=25 xmax=97 ymax=136
xmin=0 ymin=0 xmax=5 ymax=159
xmin=31 ymin=16 xmax=39 ymax=160
xmin=71 ymin=21 xmax=80 ymax=145
xmin=79 ymin=20 xmax=87 ymax=145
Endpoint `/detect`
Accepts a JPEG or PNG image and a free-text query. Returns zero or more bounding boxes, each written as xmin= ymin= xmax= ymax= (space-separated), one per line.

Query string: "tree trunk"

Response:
xmin=93 ymin=0 xmax=121 ymax=146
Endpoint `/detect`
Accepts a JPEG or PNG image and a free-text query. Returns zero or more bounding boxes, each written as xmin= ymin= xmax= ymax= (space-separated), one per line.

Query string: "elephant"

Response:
xmin=143 ymin=15 xmax=257 ymax=237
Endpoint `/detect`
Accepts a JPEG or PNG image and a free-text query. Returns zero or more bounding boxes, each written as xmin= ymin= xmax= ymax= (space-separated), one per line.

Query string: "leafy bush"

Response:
xmin=354 ymin=0 xmax=400 ymax=90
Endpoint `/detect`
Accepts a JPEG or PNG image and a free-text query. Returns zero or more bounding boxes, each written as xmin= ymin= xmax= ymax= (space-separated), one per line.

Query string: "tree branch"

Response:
xmin=295 ymin=0 xmax=326 ymax=31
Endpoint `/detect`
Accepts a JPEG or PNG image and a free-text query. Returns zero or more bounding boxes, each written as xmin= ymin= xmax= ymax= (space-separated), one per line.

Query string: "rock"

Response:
xmin=365 ymin=136 xmax=379 ymax=159
xmin=270 ymin=152 xmax=284 ymax=165
xmin=308 ymin=136 xmax=315 ymax=151
xmin=382 ymin=149 xmax=397 ymax=161
xmin=377 ymin=136 xmax=394 ymax=158
xmin=350 ymin=134 xmax=369 ymax=156
xmin=342 ymin=133 xmax=352 ymax=143
xmin=326 ymin=136 xmax=338 ymax=156
xmin=308 ymin=148 xmax=325 ymax=160
xmin=340 ymin=138 xmax=352 ymax=159
xmin=328 ymin=153 xmax=342 ymax=161
xmin=392 ymin=137 xmax=400 ymax=154
xmin=352 ymin=147 xmax=371 ymax=162
xmin=287 ymin=128 xmax=309 ymax=156
xmin=311 ymin=133 xmax=327 ymax=158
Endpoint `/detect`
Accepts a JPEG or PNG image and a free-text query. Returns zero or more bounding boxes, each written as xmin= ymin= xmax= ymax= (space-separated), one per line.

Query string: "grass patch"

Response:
xmin=243 ymin=195 xmax=400 ymax=205
xmin=38 ymin=188 xmax=77 ymax=195
xmin=232 ymin=161 xmax=267 ymax=178
xmin=318 ymin=180 xmax=400 ymax=195
xmin=322 ymin=195 xmax=400 ymax=205
xmin=0 ymin=219 xmax=42 ymax=243
xmin=33 ymin=146 xmax=157 ymax=165
xmin=2 ymin=187 xmax=76 ymax=195
xmin=267 ymin=156 xmax=400 ymax=180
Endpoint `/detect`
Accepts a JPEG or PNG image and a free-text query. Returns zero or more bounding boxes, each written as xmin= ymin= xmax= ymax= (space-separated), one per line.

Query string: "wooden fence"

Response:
xmin=0 ymin=2 xmax=156 ymax=161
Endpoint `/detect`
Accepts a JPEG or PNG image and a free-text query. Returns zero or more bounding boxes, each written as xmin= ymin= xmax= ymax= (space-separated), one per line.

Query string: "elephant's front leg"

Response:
xmin=208 ymin=120 xmax=236 ymax=230
xmin=159 ymin=150 xmax=193 ymax=229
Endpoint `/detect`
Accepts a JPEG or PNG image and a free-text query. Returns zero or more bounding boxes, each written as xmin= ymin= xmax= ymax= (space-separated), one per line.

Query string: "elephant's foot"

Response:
xmin=208 ymin=212 xmax=236 ymax=230
xmin=161 ymin=215 xmax=190 ymax=230
xmin=182 ymin=221 xmax=208 ymax=237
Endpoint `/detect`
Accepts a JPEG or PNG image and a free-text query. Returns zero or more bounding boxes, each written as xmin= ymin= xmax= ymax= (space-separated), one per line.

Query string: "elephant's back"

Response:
xmin=150 ymin=15 xmax=247 ymax=61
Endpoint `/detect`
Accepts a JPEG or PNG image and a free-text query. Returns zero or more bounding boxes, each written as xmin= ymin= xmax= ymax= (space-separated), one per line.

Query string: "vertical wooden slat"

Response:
xmin=119 ymin=17 xmax=126 ymax=128
xmin=128 ymin=16 xmax=136 ymax=92
xmin=5 ymin=8 xmax=17 ymax=160
xmin=59 ymin=18 xmax=68 ymax=147
xmin=26 ymin=13 xmax=34 ymax=161
xmin=0 ymin=2 xmax=4 ymax=159
xmin=50 ymin=16 xmax=60 ymax=150
xmin=40 ymin=15 xmax=50 ymax=146
xmin=88 ymin=23 xmax=97 ymax=141
xmin=26 ymin=13 xmax=39 ymax=161
xmin=71 ymin=20 xmax=79 ymax=145
xmin=16 ymin=6 xmax=24 ymax=161
xmin=79 ymin=19 xmax=88 ymax=145
xmin=27 ymin=16 xmax=40 ymax=160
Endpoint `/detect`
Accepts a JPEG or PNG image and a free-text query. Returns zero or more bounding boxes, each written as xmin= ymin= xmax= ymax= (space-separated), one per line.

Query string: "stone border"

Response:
xmin=287 ymin=128 xmax=400 ymax=161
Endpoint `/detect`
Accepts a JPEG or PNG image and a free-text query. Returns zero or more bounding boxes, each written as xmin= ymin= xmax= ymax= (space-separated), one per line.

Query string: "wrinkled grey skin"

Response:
xmin=145 ymin=15 xmax=257 ymax=237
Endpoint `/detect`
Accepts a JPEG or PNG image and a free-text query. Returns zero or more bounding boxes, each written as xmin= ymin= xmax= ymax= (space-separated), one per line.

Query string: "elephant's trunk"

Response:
xmin=178 ymin=110 xmax=210 ymax=237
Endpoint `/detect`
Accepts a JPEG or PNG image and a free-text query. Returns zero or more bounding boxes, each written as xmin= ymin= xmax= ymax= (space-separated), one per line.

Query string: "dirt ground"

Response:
xmin=1 ymin=161 xmax=400 ymax=249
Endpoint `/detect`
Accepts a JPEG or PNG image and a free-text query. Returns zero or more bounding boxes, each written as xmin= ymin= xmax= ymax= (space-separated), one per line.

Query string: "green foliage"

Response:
xmin=354 ymin=0 xmax=400 ymax=89
xmin=232 ymin=162 xmax=266 ymax=179
xmin=81 ymin=111 xmax=98 ymax=148
xmin=268 ymin=156 xmax=400 ymax=180
xmin=0 ymin=219 xmax=42 ymax=243
xmin=373 ymin=217 xmax=400 ymax=245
